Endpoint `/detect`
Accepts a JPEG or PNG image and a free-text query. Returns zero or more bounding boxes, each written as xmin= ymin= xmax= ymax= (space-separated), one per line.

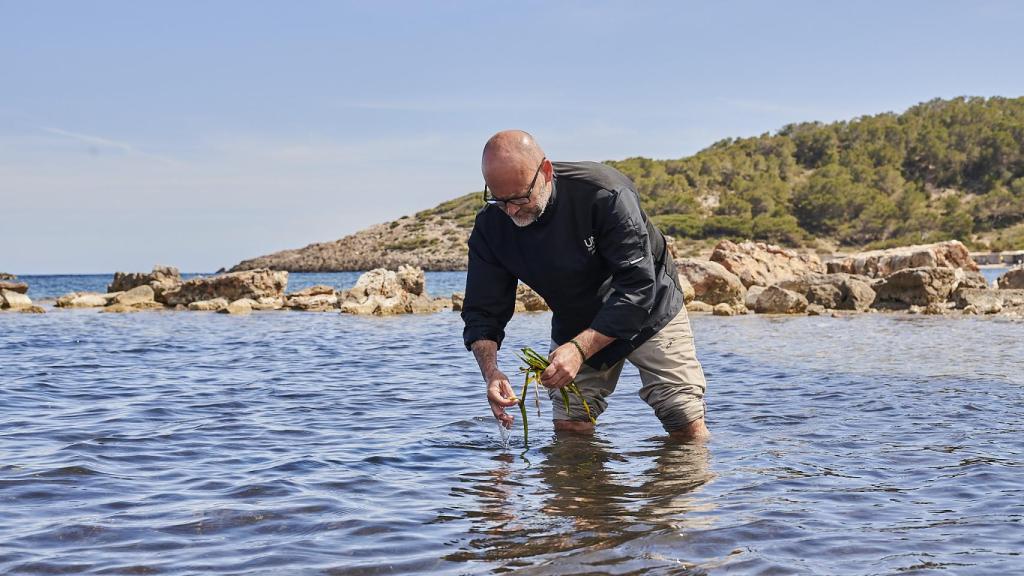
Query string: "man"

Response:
xmin=462 ymin=130 xmax=709 ymax=441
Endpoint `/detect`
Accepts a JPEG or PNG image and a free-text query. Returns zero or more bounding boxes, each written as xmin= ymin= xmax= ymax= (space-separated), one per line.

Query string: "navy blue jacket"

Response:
xmin=461 ymin=161 xmax=683 ymax=370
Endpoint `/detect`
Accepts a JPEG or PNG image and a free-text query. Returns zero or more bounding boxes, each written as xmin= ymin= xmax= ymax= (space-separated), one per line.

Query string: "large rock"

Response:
xmin=997 ymin=267 xmax=1024 ymax=289
xmin=101 ymin=301 xmax=165 ymax=313
xmin=1 ymin=289 xmax=33 ymax=310
xmin=953 ymin=289 xmax=1003 ymax=314
xmin=111 ymin=285 xmax=156 ymax=307
xmin=188 ymin=298 xmax=229 ymax=311
xmin=56 ymin=292 xmax=118 ymax=308
xmin=451 ymin=291 xmax=465 ymax=312
xmin=872 ymin=267 xmax=973 ymax=307
xmin=162 ymin=269 xmax=288 ymax=307
xmin=710 ymin=240 xmax=826 ymax=288
xmin=284 ymin=285 xmax=338 ymax=311
xmin=744 ymin=285 xmax=766 ymax=310
xmin=0 ymin=281 xmax=28 ymax=294
xmin=396 ymin=265 xmax=425 ymax=296
xmin=777 ymin=273 xmax=876 ymax=311
xmin=754 ymin=286 xmax=808 ymax=314
xmin=0 ymin=272 xmax=16 ymax=280
xmin=516 ymin=284 xmax=549 ymax=312
xmin=677 ymin=258 xmax=746 ymax=306
xmin=827 ymin=241 xmax=978 ymax=278
xmin=340 ymin=268 xmax=440 ymax=315
xmin=109 ymin=266 xmax=182 ymax=303
xmin=221 ymin=299 xmax=255 ymax=315
xmin=677 ymin=274 xmax=695 ymax=303
xmin=998 ymin=289 xmax=1024 ymax=308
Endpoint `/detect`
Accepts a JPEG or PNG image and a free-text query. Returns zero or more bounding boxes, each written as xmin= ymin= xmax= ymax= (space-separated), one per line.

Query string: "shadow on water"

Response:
xmin=442 ymin=434 xmax=715 ymax=573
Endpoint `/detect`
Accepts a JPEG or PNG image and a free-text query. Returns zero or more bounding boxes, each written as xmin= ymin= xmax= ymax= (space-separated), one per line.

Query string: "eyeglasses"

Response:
xmin=483 ymin=157 xmax=546 ymax=208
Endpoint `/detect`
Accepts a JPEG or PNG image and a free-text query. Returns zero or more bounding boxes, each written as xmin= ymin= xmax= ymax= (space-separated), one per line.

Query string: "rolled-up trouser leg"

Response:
xmin=630 ymin=307 xmax=708 ymax=432
xmin=548 ymin=347 xmax=625 ymax=423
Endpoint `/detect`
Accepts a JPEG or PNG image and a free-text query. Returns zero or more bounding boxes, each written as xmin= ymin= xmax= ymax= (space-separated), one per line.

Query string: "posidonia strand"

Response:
xmin=512 ymin=346 xmax=596 ymax=447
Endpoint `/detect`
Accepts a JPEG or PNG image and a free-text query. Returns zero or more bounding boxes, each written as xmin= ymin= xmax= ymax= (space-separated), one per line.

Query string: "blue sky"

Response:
xmin=2 ymin=0 xmax=1022 ymax=273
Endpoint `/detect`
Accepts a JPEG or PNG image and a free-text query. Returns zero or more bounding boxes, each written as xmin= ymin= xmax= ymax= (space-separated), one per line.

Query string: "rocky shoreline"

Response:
xmin=3 ymin=240 xmax=1023 ymax=319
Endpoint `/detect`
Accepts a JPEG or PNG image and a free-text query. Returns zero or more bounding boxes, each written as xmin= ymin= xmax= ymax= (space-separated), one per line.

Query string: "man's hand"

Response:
xmin=486 ymin=369 xmax=519 ymax=429
xmin=540 ymin=343 xmax=585 ymax=389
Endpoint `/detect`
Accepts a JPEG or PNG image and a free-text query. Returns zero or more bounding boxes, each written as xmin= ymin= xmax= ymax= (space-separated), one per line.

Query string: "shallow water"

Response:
xmin=2 ymin=301 xmax=1023 ymax=574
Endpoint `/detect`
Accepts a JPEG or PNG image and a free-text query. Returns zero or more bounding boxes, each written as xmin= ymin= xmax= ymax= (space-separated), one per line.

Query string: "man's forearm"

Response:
xmin=571 ymin=328 xmax=614 ymax=360
xmin=470 ymin=339 xmax=500 ymax=379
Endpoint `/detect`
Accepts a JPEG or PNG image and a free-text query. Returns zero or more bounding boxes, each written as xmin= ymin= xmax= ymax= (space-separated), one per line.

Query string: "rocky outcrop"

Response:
xmin=516 ymin=284 xmax=549 ymax=312
xmin=677 ymin=274 xmax=695 ymax=303
xmin=872 ymin=267 xmax=973 ymax=307
xmin=221 ymin=299 xmax=255 ymax=315
xmin=710 ymin=240 xmax=825 ymax=288
xmin=827 ymin=240 xmax=978 ymax=278
xmin=285 ymin=285 xmax=339 ymax=311
xmin=451 ymin=292 xmax=465 ymax=312
xmin=111 ymin=285 xmax=156 ymax=307
xmin=56 ymin=292 xmax=119 ymax=308
xmin=162 ymin=269 xmax=288 ymax=307
xmin=954 ymin=289 xmax=1003 ymax=314
xmin=188 ymin=298 xmax=229 ymax=312
xmin=228 ymin=210 xmax=473 ymax=272
xmin=1 ymin=289 xmax=33 ymax=310
xmin=0 ymin=281 xmax=28 ymax=294
xmin=997 ymin=267 xmax=1024 ymax=289
xmin=677 ymin=258 xmax=746 ymax=306
xmin=777 ymin=273 xmax=876 ymax=311
xmin=339 ymin=267 xmax=441 ymax=315
xmin=0 ymin=272 xmax=16 ymax=280
xmin=108 ymin=266 xmax=182 ymax=303
xmin=754 ymin=286 xmax=808 ymax=314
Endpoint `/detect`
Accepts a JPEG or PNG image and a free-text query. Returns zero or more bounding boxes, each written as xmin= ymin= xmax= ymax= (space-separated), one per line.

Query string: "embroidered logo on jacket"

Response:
xmin=583 ymin=235 xmax=596 ymax=254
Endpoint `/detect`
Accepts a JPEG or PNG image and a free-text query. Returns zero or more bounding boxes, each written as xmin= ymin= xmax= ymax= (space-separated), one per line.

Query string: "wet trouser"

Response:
xmin=549 ymin=307 xmax=707 ymax=432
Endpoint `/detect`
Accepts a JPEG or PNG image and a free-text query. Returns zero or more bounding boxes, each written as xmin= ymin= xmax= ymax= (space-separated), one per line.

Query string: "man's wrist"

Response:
xmin=568 ymin=338 xmax=587 ymax=362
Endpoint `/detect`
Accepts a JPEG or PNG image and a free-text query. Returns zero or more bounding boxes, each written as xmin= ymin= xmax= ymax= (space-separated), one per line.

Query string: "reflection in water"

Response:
xmin=444 ymin=435 xmax=714 ymax=570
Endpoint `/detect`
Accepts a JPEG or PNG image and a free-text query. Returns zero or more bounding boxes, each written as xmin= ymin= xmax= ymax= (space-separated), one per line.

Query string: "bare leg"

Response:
xmin=669 ymin=418 xmax=710 ymax=442
xmin=554 ymin=420 xmax=595 ymax=434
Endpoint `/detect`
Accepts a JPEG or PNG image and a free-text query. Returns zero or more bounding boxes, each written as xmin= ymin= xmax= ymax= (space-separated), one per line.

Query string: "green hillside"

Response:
xmin=421 ymin=96 xmax=1024 ymax=252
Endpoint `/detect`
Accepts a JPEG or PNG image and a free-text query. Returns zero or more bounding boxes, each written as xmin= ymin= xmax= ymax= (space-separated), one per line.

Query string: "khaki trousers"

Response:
xmin=549 ymin=306 xmax=707 ymax=432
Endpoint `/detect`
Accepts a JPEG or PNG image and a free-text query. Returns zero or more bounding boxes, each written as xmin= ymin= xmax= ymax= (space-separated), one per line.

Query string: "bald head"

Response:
xmin=481 ymin=130 xmax=546 ymax=184
xmin=480 ymin=130 xmax=553 ymax=227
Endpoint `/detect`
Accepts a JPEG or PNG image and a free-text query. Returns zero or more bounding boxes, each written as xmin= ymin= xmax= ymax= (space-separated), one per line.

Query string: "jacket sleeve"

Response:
xmin=461 ymin=225 xmax=517 ymax=350
xmin=589 ymin=189 xmax=657 ymax=341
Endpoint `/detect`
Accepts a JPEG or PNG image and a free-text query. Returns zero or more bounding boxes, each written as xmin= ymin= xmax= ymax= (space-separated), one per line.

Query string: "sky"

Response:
xmin=2 ymin=1 xmax=1023 ymax=274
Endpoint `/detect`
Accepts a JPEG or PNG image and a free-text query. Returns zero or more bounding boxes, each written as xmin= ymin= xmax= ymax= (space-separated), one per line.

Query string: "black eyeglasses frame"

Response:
xmin=482 ymin=157 xmax=546 ymax=208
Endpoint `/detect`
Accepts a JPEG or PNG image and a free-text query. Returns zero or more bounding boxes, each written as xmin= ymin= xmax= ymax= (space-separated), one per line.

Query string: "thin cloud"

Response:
xmin=40 ymin=127 xmax=184 ymax=166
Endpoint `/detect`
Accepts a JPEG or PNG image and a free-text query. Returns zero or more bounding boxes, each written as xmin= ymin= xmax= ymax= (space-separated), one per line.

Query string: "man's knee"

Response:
xmin=554 ymin=419 xmax=595 ymax=434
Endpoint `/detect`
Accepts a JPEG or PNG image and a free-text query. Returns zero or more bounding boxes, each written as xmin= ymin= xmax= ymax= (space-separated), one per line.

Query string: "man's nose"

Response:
xmin=504 ymin=202 xmax=521 ymax=216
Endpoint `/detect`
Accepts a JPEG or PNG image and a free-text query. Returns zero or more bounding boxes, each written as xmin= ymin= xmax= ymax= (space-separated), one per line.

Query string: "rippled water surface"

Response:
xmin=2 ymin=294 xmax=1023 ymax=574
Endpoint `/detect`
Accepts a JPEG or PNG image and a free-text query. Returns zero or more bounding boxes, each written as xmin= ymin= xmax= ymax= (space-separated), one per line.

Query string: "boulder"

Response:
xmin=396 ymin=265 xmax=425 ymax=296
xmin=19 ymin=305 xmax=46 ymax=314
xmin=677 ymin=258 xmax=746 ymax=306
xmin=287 ymin=285 xmax=336 ymax=297
xmin=188 ymin=298 xmax=229 ymax=312
xmin=162 ymin=269 xmax=288 ymax=307
xmin=1000 ymin=289 xmax=1024 ymax=308
xmin=111 ymin=285 xmax=156 ymax=307
xmin=55 ymin=292 xmax=115 ymax=308
xmin=744 ymin=285 xmax=766 ymax=310
xmin=287 ymin=293 xmax=339 ymax=311
xmin=712 ymin=303 xmax=740 ymax=316
xmin=754 ymin=286 xmax=808 ymax=314
xmin=108 ymin=266 xmax=182 ymax=303
xmin=777 ymin=273 xmax=876 ymax=311
xmin=806 ymin=304 xmax=826 ymax=316
xmin=953 ymin=289 xmax=1003 ymax=314
xmin=339 ymin=268 xmax=439 ymax=315
xmin=677 ymin=274 xmax=695 ymax=303
xmin=997 ymin=267 xmax=1024 ymax=289
xmin=872 ymin=267 xmax=976 ymax=307
xmin=0 ymin=281 xmax=29 ymax=294
xmin=826 ymin=240 xmax=978 ymax=278
xmin=710 ymin=240 xmax=825 ymax=288
xmin=516 ymin=284 xmax=549 ymax=312
xmin=686 ymin=301 xmax=714 ymax=313
xmin=1 ymin=289 xmax=33 ymax=310
xmin=221 ymin=299 xmax=255 ymax=315
xmin=0 ymin=272 xmax=16 ymax=280
xmin=101 ymin=301 xmax=165 ymax=313
xmin=451 ymin=291 xmax=465 ymax=312
xmin=252 ymin=296 xmax=285 ymax=311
